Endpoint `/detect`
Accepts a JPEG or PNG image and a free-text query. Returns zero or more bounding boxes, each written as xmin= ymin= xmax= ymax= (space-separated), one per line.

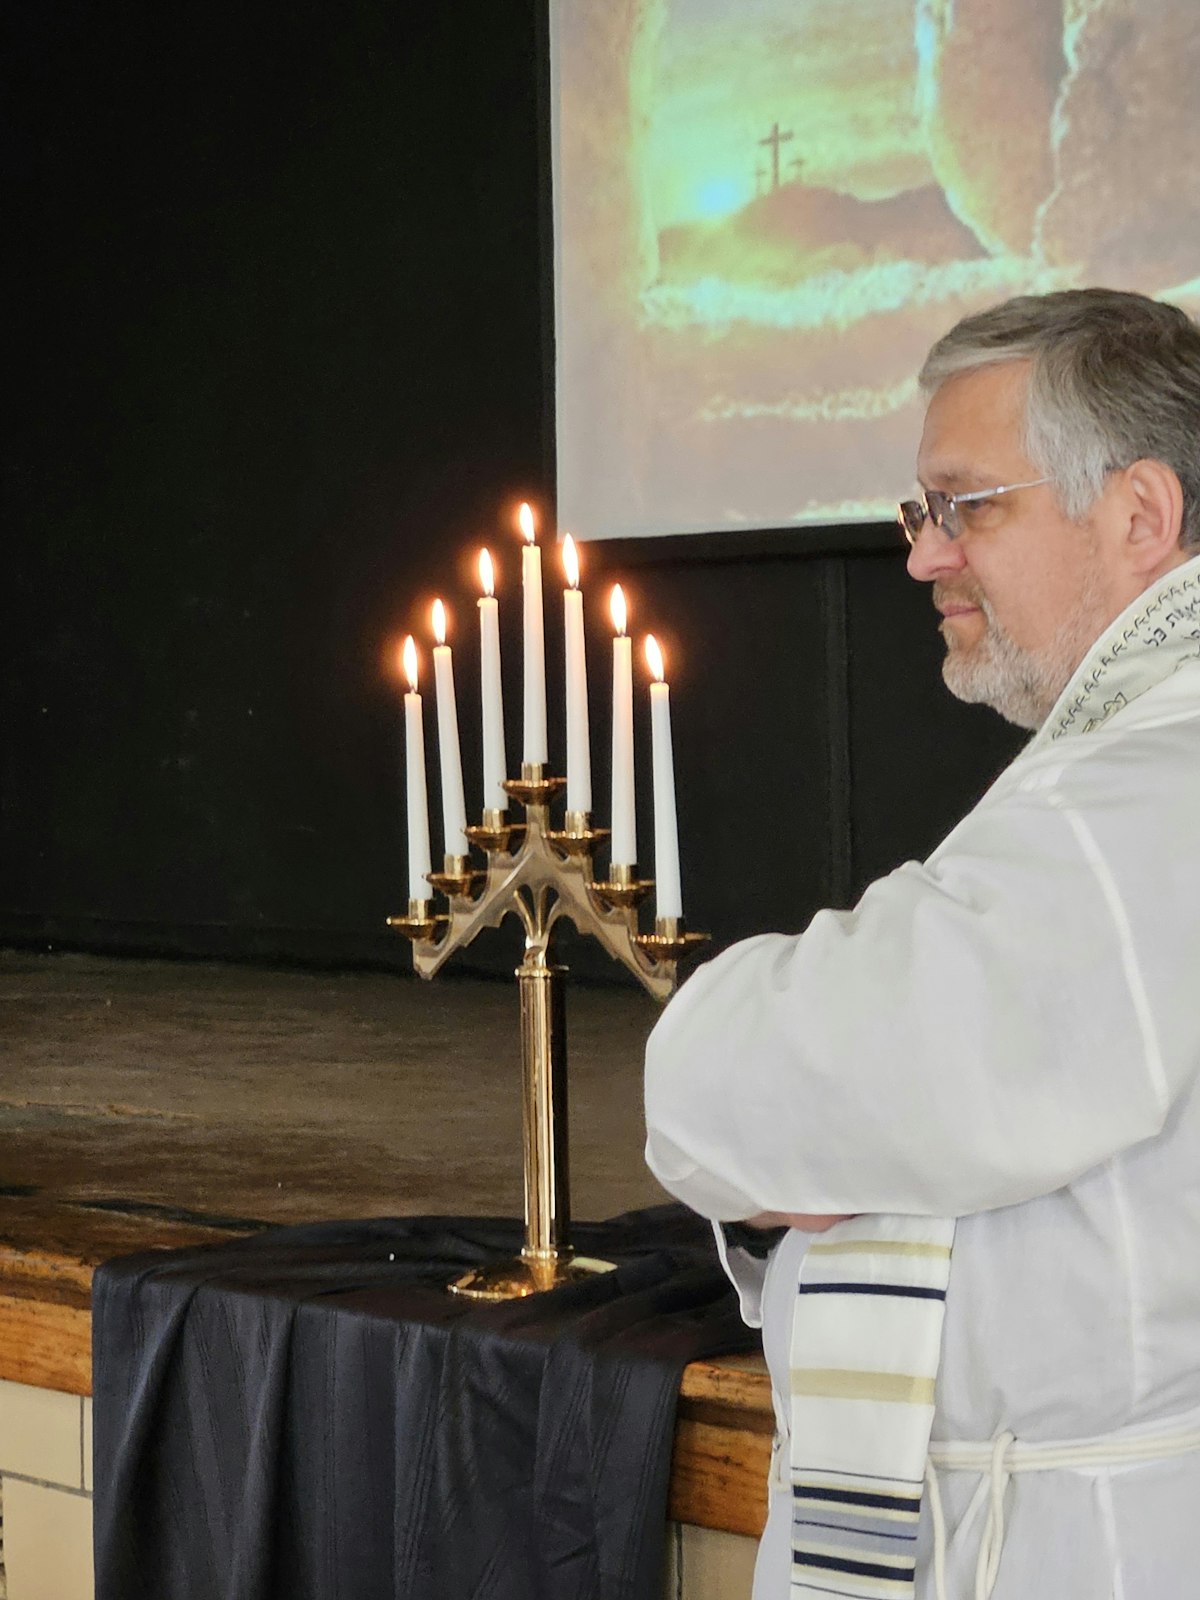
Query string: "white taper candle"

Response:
xmin=402 ymin=636 xmax=432 ymax=900
xmin=645 ymin=634 xmax=682 ymax=918
xmin=610 ymin=585 xmax=636 ymax=867
xmin=477 ymin=550 xmax=508 ymax=810
xmin=643 ymin=633 xmax=681 ymax=915
xmin=562 ymin=535 xmax=591 ymax=814
xmin=431 ymin=600 xmax=468 ymax=858
xmin=519 ymin=503 xmax=548 ymax=766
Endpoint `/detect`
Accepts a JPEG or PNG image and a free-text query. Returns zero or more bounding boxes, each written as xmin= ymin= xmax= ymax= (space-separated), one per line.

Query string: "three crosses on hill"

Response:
xmin=758 ymin=120 xmax=802 ymax=193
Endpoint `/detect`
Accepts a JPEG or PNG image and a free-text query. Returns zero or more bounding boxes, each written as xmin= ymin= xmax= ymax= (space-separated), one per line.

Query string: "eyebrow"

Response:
xmin=916 ymin=467 xmax=999 ymax=492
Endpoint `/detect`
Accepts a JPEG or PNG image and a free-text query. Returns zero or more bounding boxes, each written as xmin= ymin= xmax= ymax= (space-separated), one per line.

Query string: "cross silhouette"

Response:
xmin=755 ymin=164 xmax=768 ymax=196
xmin=759 ymin=121 xmax=794 ymax=191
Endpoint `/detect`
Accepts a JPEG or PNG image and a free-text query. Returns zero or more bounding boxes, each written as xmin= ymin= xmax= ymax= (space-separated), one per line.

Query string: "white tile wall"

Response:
xmin=0 ymin=1380 xmax=93 ymax=1600
xmin=665 ymin=1520 xmax=757 ymax=1600
xmin=0 ymin=1381 xmax=83 ymax=1488
xmin=2 ymin=1479 xmax=92 ymax=1600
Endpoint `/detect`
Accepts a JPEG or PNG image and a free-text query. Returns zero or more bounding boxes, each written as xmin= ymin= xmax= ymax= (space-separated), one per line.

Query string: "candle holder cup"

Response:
xmin=546 ymin=810 xmax=610 ymax=857
xmin=389 ymin=776 xmax=707 ymax=1301
xmin=427 ymin=853 xmax=487 ymax=899
xmin=592 ymin=860 xmax=655 ymax=911
xmin=503 ymin=763 xmax=567 ymax=810
xmin=634 ymin=915 xmax=710 ymax=962
xmin=387 ymin=898 xmax=450 ymax=943
xmin=465 ymin=809 xmax=524 ymax=855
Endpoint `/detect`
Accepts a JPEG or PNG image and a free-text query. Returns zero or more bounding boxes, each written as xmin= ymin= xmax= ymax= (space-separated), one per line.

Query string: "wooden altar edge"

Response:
xmin=0 ymin=1198 xmax=773 ymax=1540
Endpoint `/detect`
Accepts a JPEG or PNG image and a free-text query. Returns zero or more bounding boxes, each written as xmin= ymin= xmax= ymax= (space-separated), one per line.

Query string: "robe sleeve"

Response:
xmin=644 ymin=741 xmax=1197 ymax=1221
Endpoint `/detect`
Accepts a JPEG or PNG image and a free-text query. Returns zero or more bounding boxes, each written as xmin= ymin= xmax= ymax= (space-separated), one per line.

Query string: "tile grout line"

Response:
xmin=0 ymin=1470 xmax=92 ymax=1501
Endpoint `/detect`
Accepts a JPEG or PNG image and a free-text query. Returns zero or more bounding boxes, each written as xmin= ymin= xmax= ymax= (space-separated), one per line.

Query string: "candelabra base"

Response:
xmin=448 ymin=1248 xmax=617 ymax=1302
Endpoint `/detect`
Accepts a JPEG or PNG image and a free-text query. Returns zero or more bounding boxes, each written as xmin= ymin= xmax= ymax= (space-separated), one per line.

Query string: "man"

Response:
xmin=644 ymin=288 xmax=1200 ymax=1599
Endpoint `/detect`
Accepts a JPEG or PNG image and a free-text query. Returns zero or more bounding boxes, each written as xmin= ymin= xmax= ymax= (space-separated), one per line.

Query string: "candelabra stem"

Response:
xmin=448 ymin=949 xmax=617 ymax=1300
xmin=519 ymin=960 xmax=569 ymax=1260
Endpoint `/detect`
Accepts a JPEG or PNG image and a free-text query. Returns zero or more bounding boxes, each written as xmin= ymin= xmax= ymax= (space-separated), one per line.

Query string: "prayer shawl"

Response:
xmin=645 ymin=553 xmax=1200 ymax=1599
xmin=787 ymin=1215 xmax=954 ymax=1598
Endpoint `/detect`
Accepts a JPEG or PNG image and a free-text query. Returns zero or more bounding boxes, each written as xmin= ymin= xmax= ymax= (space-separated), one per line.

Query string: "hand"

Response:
xmin=744 ymin=1211 xmax=858 ymax=1232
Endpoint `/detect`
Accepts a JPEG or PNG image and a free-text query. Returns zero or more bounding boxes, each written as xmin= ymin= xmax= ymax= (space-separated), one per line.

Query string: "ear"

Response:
xmin=1119 ymin=459 xmax=1185 ymax=578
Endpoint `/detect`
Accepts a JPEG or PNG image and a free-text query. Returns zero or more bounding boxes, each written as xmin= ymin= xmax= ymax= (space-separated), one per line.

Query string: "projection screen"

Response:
xmin=551 ymin=0 xmax=1200 ymax=540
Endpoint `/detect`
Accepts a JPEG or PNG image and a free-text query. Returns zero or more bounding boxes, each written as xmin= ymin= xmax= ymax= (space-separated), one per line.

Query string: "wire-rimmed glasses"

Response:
xmin=897 ymin=477 xmax=1051 ymax=544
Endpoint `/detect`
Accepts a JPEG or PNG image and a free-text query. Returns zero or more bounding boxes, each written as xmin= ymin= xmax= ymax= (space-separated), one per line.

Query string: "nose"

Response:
xmin=905 ymin=516 xmax=967 ymax=584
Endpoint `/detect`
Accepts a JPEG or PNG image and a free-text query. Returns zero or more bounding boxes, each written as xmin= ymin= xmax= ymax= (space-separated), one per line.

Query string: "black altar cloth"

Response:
xmin=91 ymin=1208 xmax=759 ymax=1600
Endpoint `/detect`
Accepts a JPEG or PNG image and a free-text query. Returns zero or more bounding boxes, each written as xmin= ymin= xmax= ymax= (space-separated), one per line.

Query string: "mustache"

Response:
xmin=933 ymin=580 xmax=989 ymax=614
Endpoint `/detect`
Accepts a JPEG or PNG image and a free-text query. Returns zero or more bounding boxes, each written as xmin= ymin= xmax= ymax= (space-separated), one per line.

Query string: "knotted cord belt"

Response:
xmin=924 ymin=1410 xmax=1200 ymax=1600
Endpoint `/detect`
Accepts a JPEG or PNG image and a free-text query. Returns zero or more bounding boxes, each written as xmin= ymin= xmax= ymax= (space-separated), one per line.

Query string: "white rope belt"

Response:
xmin=924 ymin=1420 xmax=1200 ymax=1600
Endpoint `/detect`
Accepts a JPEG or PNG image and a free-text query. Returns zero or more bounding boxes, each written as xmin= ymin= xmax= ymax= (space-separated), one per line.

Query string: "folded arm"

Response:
xmin=645 ymin=755 xmax=1195 ymax=1222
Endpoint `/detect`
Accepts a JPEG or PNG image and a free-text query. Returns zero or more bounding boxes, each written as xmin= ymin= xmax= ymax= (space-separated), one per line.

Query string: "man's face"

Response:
xmin=908 ymin=360 xmax=1116 ymax=730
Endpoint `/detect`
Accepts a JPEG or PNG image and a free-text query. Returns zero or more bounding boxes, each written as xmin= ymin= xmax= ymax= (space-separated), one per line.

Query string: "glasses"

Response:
xmin=896 ymin=477 xmax=1051 ymax=544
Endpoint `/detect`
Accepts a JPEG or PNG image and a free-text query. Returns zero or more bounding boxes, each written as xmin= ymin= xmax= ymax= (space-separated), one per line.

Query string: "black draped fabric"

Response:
xmin=91 ymin=1207 xmax=759 ymax=1600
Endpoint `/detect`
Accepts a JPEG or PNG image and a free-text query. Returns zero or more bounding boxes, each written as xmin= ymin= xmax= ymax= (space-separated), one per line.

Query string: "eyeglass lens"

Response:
xmin=896 ymin=491 xmax=955 ymax=543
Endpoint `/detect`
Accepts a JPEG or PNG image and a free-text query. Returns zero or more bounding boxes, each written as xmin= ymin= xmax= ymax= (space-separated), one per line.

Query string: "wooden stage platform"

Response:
xmin=0 ymin=949 xmax=772 ymax=1547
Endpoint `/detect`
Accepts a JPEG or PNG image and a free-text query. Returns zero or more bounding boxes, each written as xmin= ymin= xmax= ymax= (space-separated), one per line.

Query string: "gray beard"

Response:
xmin=940 ymin=570 xmax=1107 ymax=732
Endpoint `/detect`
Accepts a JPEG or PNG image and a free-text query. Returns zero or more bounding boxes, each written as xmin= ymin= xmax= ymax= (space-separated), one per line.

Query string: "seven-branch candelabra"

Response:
xmin=388 ymin=509 xmax=706 ymax=1301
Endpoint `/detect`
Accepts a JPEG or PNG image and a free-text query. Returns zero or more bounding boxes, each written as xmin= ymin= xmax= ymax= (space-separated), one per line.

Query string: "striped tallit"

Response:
xmin=789 ymin=1214 xmax=955 ymax=1599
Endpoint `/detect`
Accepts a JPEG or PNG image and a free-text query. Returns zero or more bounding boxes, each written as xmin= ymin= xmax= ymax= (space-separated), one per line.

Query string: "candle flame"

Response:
xmin=518 ymin=502 xmax=536 ymax=544
xmin=562 ymin=534 xmax=579 ymax=589
xmin=432 ymin=598 xmax=447 ymax=646
xmin=479 ymin=548 xmax=495 ymax=598
xmin=645 ymin=633 xmax=665 ymax=683
xmin=402 ymin=635 xmax=418 ymax=692
xmin=610 ymin=583 xmax=627 ymax=637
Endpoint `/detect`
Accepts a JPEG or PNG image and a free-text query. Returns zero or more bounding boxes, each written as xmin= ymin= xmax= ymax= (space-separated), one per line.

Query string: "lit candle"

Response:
xmin=431 ymin=599 xmax=468 ymax=859
xmin=562 ymin=535 xmax=591 ymax=815
xmin=402 ymin=636 xmax=432 ymax=900
xmin=610 ymin=585 xmax=636 ymax=868
xmin=644 ymin=634 xmax=682 ymax=918
xmin=519 ymin=502 xmax=548 ymax=767
xmin=478 ymin=550 xmax=508 ymax=811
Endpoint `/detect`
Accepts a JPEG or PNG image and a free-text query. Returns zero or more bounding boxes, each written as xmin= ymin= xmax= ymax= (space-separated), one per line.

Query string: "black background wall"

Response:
xmin=3 ymin=1 xmax=1023 ymax=984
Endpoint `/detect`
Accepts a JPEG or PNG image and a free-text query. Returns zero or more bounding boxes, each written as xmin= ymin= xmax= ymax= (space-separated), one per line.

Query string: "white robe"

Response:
xmin=644 ymin=560 xmax=1200 ymax=1599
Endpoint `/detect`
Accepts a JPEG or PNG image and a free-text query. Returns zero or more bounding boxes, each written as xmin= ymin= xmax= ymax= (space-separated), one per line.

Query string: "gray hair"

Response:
xmin=919 ymin=287 xmax=1200 ymax=549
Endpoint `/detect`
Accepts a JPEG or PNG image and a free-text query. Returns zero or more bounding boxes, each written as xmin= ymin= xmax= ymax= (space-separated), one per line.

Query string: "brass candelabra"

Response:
xmin=389 ymin=763 xmax=706 ymax=1300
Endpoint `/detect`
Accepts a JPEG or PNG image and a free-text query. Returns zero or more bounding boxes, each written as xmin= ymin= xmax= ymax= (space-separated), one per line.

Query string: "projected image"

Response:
xmin=552 ymin=0 xmax=1200 ymax=539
